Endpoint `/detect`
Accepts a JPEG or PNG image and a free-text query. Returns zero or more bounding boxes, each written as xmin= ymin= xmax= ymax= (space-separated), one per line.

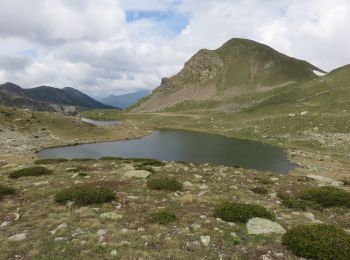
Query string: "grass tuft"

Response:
xmin=147 ymin=176 xmax=183 ymax=191
xmin=9 ymin=166 xmax=53 ymax=179
xmin=0 ymin=184 xmax=15 ymax=199
xmin=34 ymin=158 xmax=68 ymax=165
xmin=55 ymin=184 xmax=115 ymax=206
xmin=282 ymin=224 xmax=350 ymax=259
xmin=300 ymin=186 xmax=350 ymax=208
xmin=214 ymin=202 xmax=275 ymax=223
xmin=147 ymin=209 xmax=177 ymax=225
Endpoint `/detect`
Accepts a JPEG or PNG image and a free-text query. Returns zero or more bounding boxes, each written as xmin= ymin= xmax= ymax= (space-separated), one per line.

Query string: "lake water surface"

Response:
xmin=38 ymin=129 xmax=295 ymax=173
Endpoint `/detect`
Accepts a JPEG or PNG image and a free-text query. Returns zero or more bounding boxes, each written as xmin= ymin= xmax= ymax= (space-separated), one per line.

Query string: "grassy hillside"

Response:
xmin=132 ymin=38 xmax=323 ymax=112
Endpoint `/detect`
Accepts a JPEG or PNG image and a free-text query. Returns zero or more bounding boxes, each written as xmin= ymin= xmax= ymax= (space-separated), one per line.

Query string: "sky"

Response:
xmin=0 ymin=0 xmax=349 ymax=98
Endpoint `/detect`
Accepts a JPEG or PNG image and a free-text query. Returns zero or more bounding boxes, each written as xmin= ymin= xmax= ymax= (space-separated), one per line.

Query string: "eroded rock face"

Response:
xmin=246 ymin=218 xmax=286 ymax=235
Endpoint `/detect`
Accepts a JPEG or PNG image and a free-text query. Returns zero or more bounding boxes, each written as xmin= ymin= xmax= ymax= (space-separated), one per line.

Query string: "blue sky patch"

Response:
xmin=20 ymin=49 xmax=38 ymax=58
xmin=126 ymin=10 xmax=189 ymax=34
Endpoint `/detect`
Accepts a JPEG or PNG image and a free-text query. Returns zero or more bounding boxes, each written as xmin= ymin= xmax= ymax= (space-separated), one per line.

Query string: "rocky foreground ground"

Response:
xmin=0 ymin=156 xmax=350 ymax=259
xmin=1 ymin=106 xmax=350 ymax=259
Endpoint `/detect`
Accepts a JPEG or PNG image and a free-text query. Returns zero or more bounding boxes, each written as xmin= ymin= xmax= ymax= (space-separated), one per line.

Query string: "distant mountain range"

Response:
xmin=0 ymin=82 xmax=113 ymax=114
xmin=100 ymin=89 xmax=151 ymax=109
xmin=132 ymin=38 xmax=327 ymax=112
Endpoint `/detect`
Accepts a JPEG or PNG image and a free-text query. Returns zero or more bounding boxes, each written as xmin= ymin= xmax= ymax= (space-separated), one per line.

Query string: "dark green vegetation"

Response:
xmin=300 ymin=186 xmax=350 ymax=208
xmin=214 ymin=202 xmax=275 ymax=223
xmin=0 ymin=184 xmax=15 ymax=199
xmin=55 ymin=184 xmax=115 ymax=206
xmin=147 ymin=176 xmax=183 ymax=191
xmin=282 ymin=224 xmax=350 ymax=260
xmin=8 ymin=166 xmax=53 ymax=179
xmin=277 ymin=192 xmax=315 ymax=210
xmin=35 ymin=158 xmax=68 ymax=164
xmin=250 ymin=186 xmax=268 ymax=194
xmin=147 ymin=209 xmax=177 ymax=225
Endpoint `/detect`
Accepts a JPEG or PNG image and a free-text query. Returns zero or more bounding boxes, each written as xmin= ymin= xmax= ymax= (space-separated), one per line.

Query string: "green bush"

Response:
xmin=300 ymin=186 xmax=350 ymax=208
xmin=214 ymin=202 xmax=275 ymax=223
xmin=34 ymin=158 xmax=68 ymax=164
xmin=282 ymin=224 xmax=350 ymax=259
xmin=277 ymin=192 xmax=312 ymax=210
xmin=129 ymin=158 xmax=166 ymax=166
xmin=55 ymin=184 xmax=115 ymax=206
xmin=0 ymin=184 xmax=15 ymax=199
xmin=250 ymin=186 xmax=268 ymax=194
xmin=148 ymin=209 xmax=177 ymax=225
xmin=99 ymin=156 xmax=123 ymax=161
xmin=147 ymin=176 xmax=183 ymax=191
xmin=71 ymin=158 xmax=96 ymax=162
xmin=9 ymin=166 xmax=53 ymax=179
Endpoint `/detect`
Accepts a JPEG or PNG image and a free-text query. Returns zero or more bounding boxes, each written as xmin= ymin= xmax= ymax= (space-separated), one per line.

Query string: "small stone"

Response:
xmin=9 ymin=233 xmax=26 ymax=241
xmin=216 ymin=218 xmax=225 ymax=223
xmin=97 ymin=229 xmax=107 ymax=237
xmin=186 ymin=241 xmax=202 ymax=251
xmin=50 ymin=223 xmax=67 ymax=235
xmin=110 ymin=250 xmax=117 ymax=256
xmin=72 ymin=228 xmax=85 ymax=237
xmin=288 ymin=113 xmax=295 ymax=117
xmin=246 ymin=218 xmax=286 ymax=235
xmin=303 ymin=212 xmax=315 ymax=222
xmin=189 ymin=223 xmax=201 ymax=231
xmin=137 ymin=227 xmax=145 ymax=232
xmin=194 ymin=174 xmax=203 ymax=179
xmin=0 ymin=160 xmax=7 ymax=167
xmin=200 ymin=236 xmax=211 ymax=247
xmin=33 ymin=181 xmax=49 ymax=186
xmin=227 ymin=222 xmax=235 ymax=227
xmin=183 ymin=181 xmax=194 ymax=189
xmin=0 ymin=221 xmax=10 ymax=228
xmin=54 ymin=237 xmax=67 ymax=242
xmin=268 ymin=192 xmax=277 ymax=199
xmin=300 ymin=111 xmax=309 ymax=116
xmin=100 ymin=212 xmax=123 ymax=220
xmin=199 ymin=184 xmax=209 ymax=190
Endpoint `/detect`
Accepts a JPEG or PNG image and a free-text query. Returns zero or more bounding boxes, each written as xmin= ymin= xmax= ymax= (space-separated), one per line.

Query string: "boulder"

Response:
xmin=8 ymin=233 xmax=26 ymax=241
xmin=246 ymin=218 xmax=286 ymax=235
xmin=123 ymin=170 xmax=151 ymax=179
xmin=0 ymin=160 xmax=7 ymax=167
xmin=200 ymin=236 xmax=211 ymax=247
xmin=306 ymin=174 xmax=343 ymax=187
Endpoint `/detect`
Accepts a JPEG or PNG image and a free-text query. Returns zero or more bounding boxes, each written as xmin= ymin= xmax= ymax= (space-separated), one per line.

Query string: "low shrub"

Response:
xmin=129 ymin=158 xmax=166 ymax=166
xmin=99 ymin=156 xmax=123 ymax=161
xmin=34 ymin=158 xmax=68 ymax=164
xmin=277 ymin=192 xmax=312 ymax=210
xmin=282 ymin=224 xmax=350 ymax=259
xmin=148 ymin=209 xmax=177 ymax=225
xmin=214 ymin=202 xmax=275 ymax=223
xmin=9 ymin=166 xmax=53 ymax=179
xmin=254 ymin=176 xmax=273 ymax=185
xmin=147 ymin=176 xmax=183 ymax=191
xmin=71 ymin=158 xmax=96 ymax=162
xmin=55 ymin=184 xmax=115 ymax=206
xmin=250 ymin=186 xmax=268 ymax=194
xmin=300 ymin=186 xmax=350 ymax=208
xmin=0 ymin=184 xmax=15 ymax=199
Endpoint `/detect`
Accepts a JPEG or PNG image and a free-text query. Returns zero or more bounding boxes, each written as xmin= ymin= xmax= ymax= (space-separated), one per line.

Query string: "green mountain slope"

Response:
xmin=132 ymin=38 xmax=324 ymax=112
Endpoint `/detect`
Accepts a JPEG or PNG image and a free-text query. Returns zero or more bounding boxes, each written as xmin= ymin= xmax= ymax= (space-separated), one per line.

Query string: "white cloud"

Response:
xmin=0 ymin=0 xmax=349 ymax=97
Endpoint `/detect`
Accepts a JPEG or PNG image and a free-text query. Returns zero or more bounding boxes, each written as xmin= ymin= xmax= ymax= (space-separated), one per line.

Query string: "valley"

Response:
xmin=1 ymin=38 xmax=350 ymax=259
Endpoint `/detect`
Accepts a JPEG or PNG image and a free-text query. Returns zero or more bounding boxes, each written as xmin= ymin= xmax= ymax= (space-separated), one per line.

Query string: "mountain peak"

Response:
xmin=132 ymin=38 xmax=323 ymax=112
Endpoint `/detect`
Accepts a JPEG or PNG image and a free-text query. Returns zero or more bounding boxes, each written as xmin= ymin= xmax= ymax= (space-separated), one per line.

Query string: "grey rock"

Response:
xmin=124 ymin=170 xmax=151 ymax=179
xmin=246 ymin=218 xmax=286 ymax=235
